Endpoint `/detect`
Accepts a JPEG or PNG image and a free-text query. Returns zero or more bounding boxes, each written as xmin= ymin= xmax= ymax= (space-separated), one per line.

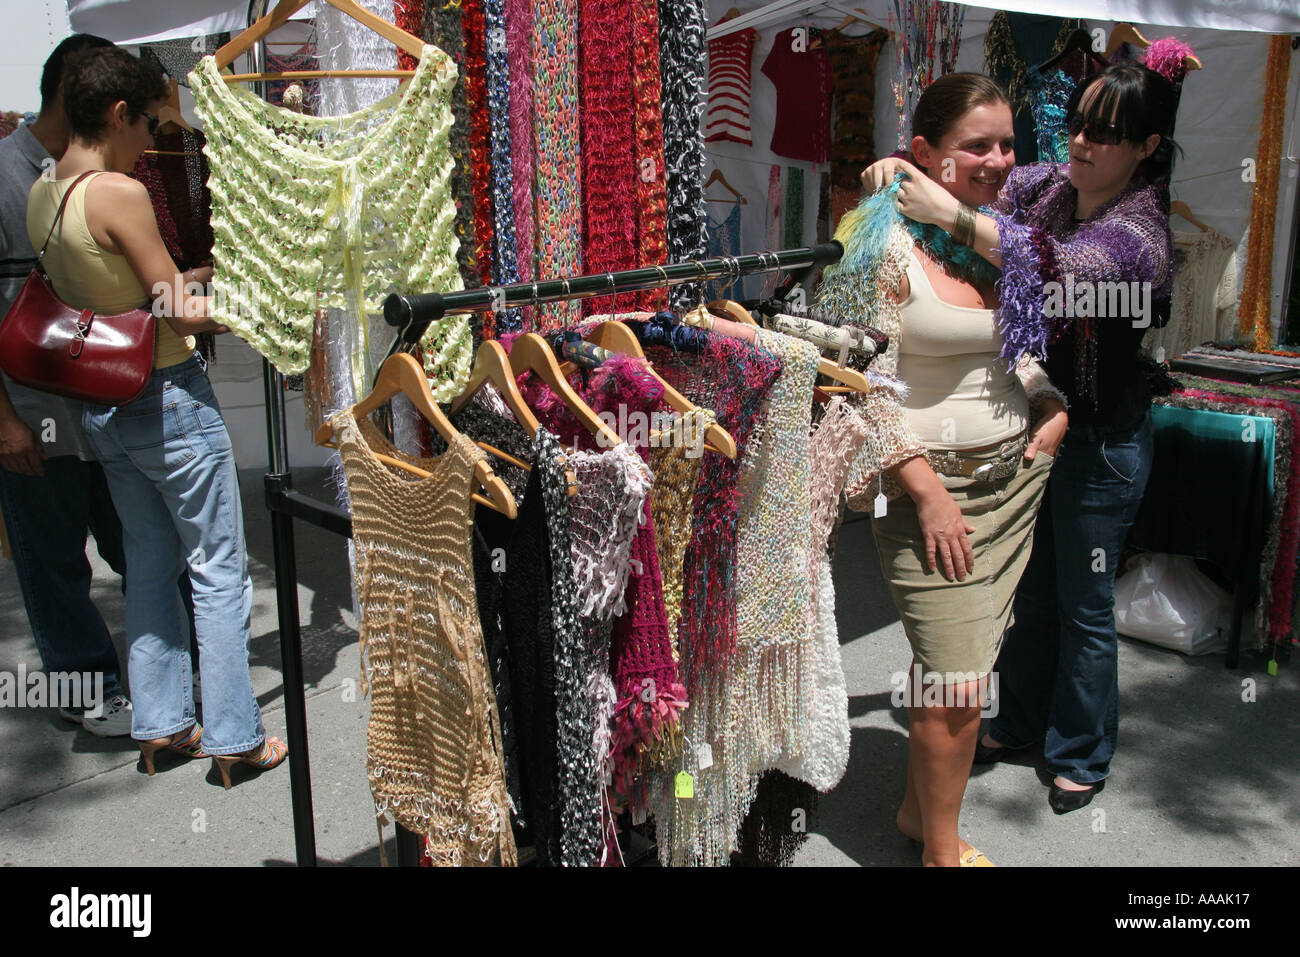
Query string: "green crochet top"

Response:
xmin=189 ymin=45 xmax=472 ymax=396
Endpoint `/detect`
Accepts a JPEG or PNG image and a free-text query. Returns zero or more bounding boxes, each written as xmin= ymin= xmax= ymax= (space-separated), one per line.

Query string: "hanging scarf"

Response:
xmin=579 ymin=0 xmax=637 ymax=315
xmin=462 ymin=0 xmax=496 ymax=302
xmin=632 ymin=0 xmax=669 ymax=312
xmin=659 ymin=0 xmax=709 ymax=310
xmin=533 ymin=0 xmax=584 ymax=328
xmin=484 ymin=0 xmax=522 ymax=333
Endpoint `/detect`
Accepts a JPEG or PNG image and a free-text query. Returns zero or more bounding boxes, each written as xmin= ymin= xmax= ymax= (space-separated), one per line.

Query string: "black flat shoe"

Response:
xmin=974 ymin=740 xmax=1007 ymax=764
xmin=1049 ymin=777 xmax=1105 ymax=815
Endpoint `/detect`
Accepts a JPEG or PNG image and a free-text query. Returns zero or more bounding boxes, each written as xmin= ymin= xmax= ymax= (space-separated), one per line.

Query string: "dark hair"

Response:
xmin=1065 ymin=64 xmax=1181 ymax=190
xmin=39 ymin=34 xmax=114 ymax=111
xmin=912 ymin=73 xmax=1011 ymax=147
xmin=61 ymin=47 xmax=169 ymax=142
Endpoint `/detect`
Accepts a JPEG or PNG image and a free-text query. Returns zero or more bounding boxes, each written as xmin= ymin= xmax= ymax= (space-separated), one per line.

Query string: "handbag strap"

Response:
xmin=36 ymin=170 xmax=100 ymax=263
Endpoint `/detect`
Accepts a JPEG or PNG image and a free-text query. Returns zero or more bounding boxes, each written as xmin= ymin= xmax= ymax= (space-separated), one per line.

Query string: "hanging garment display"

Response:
xmin=824 ymin=26 xmax=890 ymax=225
xmin=659 ymin=0 xmax=709 ymax=310
xmin=129 ymin=126 xmax=216 ymax=360
xmin=631 ymin=0 xmax=670 ymax=312
xmin=463 ymin=0 xmax=496 ymax=297
xmin=1238 ymin=34 xmax=1290 ymax=350
xmin=983 ymin=12 xmax=1085 ymax=164
xmin=532 ymin=0 xmax=584 ymax=328
xmin=1026 ymin=67 xmax=1075 ymax=164
xmin=190 ymin=45 xmax=472 ymax=396
xmin=332 ymin=408 xmax=516 ymax=866
xmin=1146 ymin=229 xmax=1237 ymax=360
xmin=893 ymin=1 xmax=968 ymax=147
xmin=705 ymin=26 xmax=758 ymax=146
xmin=564 ymin=443 xmax=654 ymax=864
xmin=776 ymin=396 xmax=869 ymax=791
xmin=506 ymin=0 xmax=536 ymax=320
xmin=761 ymin=28 xmax=832 ymax=164
xmin=417 ymin=2 xmax=480 ymax=291
xmin=579 ymin=0 xmax=637 ymax=311
xmin=484 ymin=0 xmax=522 ymax=333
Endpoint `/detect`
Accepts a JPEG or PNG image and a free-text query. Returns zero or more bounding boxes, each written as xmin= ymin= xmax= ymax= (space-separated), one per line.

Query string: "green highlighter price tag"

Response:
xmin=675 ymin=771 xmax=695 ymax=799
xmin=1268 ymin=659 xmax=1278 ymax=677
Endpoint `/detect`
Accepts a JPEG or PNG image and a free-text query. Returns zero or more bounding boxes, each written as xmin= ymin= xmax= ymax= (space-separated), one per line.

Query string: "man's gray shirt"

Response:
xmin=0 ymin=123 xmax=97 ymax=460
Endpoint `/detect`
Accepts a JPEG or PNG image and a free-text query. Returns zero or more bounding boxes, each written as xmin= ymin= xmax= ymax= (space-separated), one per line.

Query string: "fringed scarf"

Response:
xmin=484 ymin=0 xmax=521 ymax=332
xmin=631 ymin=0 xmax=669 ymax=312
xmin=658 ymin=0 xmax=709 ymax=310
xmin=579 ymin=0 xmax=637 ymax=315
xmin=532 ymin=0 xmax=584 ymax=329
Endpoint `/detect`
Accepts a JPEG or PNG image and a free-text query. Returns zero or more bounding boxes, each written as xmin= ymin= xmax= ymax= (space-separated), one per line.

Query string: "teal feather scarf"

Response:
xmin=826 ymin=174 xmax=1000 ymax=291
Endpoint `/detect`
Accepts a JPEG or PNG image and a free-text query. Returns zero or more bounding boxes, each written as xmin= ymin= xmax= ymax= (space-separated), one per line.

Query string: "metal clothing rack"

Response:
xmin=261 ymin=243 xmax=844 ymax=865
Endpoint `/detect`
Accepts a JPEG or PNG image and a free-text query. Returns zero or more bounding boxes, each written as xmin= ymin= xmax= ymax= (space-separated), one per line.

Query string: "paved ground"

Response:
xmin=0 ymin=468 xmax=1295 ymax=866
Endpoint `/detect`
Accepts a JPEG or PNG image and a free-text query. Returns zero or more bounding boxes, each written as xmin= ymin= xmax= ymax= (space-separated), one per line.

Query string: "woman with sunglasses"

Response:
xmin=863 ymin=64 xmax=1178 ymax=815
xmin=26 ymin=47 xmax=287 ymax=787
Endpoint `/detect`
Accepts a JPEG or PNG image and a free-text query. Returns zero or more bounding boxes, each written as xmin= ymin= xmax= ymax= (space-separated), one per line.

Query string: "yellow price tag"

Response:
xmin=674 ymin=771 xmax=695 ymax=799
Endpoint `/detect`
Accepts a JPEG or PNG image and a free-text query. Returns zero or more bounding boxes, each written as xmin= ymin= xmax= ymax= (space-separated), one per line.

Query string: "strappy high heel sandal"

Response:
xmin=138 ymin=723 xmax=207 ymax=775
xmin=212 ymin=736 xmax=288 ymax=790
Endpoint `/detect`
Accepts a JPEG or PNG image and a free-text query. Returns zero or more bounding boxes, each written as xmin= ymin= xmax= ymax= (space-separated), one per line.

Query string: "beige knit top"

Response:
xmin=332 ymin=408 xmax=516 ymax=867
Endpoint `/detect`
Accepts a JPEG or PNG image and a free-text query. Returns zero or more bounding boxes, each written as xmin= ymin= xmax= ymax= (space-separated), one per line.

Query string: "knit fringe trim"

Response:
xmin=371 ymin=775 xmax=517 ymax=867
xmin=608 ymin=682 xmax=688 ymax=808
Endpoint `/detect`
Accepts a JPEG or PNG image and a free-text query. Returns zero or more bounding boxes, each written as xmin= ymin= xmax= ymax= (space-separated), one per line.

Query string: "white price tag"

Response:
xmin=874 ymin=493 xmax=888 ymax=518
xmin=696 ymin=743 xmax=713 ymax=770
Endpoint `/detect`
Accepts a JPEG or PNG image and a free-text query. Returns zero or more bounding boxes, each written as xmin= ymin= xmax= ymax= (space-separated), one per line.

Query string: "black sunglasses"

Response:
xmin=1067 ymin=114 xmax=1125 ymax=146
xmin=139 ymin=110 xmax=160 ymax=137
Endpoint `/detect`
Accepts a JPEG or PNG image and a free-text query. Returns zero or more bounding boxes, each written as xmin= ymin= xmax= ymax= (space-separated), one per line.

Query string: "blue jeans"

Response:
xmin=0 ymin=456 xmax=127 ymax=699
xmin=989 ymin=411 xmax=1154 ymax=785
xmin=83 ymin=356 xmax=262 ymax=754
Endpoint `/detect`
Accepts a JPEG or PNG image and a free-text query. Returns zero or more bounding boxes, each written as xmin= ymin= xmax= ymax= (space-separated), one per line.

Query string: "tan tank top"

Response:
xmin=896 ymin=249 xmax=1027 ymax=450
xmin=27 ymin=172 xmax=195 ymax=370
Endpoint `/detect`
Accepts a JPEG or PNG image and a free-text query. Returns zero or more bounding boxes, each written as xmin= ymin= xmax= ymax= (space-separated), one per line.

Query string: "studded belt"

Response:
xmin=927 ymin=432 xmax=1028 ymax=484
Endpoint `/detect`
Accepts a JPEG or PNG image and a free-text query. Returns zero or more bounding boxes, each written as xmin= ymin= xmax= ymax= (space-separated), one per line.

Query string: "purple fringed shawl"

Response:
xmin=989 ymin=162 xmax=1173 ymax=405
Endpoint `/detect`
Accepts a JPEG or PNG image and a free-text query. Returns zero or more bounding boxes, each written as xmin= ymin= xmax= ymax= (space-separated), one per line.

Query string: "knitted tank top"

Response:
xmin=332 ymin=409 xmax=516 ymax=866
xmin=190 ymin=46 xmax=471 ymax=392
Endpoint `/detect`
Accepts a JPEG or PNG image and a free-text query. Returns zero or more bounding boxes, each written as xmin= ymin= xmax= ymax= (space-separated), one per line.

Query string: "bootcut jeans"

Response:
xmin=82 ymin=355 xmax=263 ymax=755
xmin=989 ymin=411 xmax=1153 ymax=785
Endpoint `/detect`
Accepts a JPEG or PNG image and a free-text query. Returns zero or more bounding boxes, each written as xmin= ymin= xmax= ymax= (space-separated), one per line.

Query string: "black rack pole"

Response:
xmin=384 ymin=242 xmax=844 ymax=339
xmin=248 ymin=0 xmax=317 ymax=866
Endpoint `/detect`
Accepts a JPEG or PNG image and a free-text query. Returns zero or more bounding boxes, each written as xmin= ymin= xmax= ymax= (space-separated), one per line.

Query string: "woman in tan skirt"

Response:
xmin=819 ymin=74 xmax=1067 ymax=866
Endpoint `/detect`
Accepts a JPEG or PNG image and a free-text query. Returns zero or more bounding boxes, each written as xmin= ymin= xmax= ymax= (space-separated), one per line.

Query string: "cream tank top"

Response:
xmin=27 ymin=172 xmax=195 ymax=370
xmin=895 ymin=249 xmax=1027 ymax=451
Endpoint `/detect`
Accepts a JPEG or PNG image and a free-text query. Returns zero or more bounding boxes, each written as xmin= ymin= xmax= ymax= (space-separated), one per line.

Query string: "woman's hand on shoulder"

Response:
xmin=861 ymin=157 xmax=921 ymax=193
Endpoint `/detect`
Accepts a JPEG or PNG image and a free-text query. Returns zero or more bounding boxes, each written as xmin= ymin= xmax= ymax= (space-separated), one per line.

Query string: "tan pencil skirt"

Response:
xmin=871 ymin=451 xmax=1053 ymax=681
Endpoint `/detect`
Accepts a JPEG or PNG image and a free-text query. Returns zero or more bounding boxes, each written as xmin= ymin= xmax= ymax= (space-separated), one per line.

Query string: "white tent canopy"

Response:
xmin=947 ymin=0 xmax=1300 ymax=32
xmin=65 ymin=0 xmax=316 ymax=45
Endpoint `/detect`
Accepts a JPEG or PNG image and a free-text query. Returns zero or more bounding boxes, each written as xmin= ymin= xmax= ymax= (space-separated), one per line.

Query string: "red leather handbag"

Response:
xmin=0 ymin=171 xmax=156 ymax=405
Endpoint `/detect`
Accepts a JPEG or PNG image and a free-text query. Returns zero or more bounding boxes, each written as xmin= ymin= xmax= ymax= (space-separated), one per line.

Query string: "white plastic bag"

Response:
xmin=1113 ymin=552 xmax=1232 ymax=656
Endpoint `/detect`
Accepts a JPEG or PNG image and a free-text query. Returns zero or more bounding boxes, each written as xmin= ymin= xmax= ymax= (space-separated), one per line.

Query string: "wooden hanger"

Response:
xmin=214 ymin=0 xmax=422 ymax=82
xmin=508 ymin=333 xmax=625 ymax=449
xmin=831 ymin=9 xmax=893 ymax=37
xmin=449 ymin=339 xmax=578 ymax=493
xmin=687 ymin=304 xmax=870 ymax=395
xmin=1105 ymin=22 xmax=1202 ymax=71
xmin=158 ymin=77 xmax=195 ymax=134
xmin=1038 ymin=28 xmax=1109 ymax=73
xmin=314 ymin=352 xmax=517 ymax=518
xmin=703 ymin=168 xmax=747 ymax=205
xmin=1171 ymin=200 xmax=1211 ymax=233
xmin=583 ymin=320 xmax=738 ymax=459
